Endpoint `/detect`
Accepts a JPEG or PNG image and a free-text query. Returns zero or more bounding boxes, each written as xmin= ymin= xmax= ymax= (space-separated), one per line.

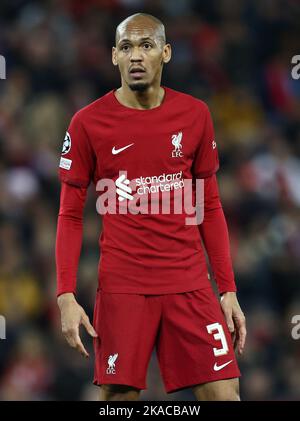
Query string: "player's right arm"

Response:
xmin=56 ymin=182 xmax=97 ymax=357
xmin=57 ymin=292 xmax=97 ymax=358
xmin=56 ymin=112 xmax=97 ymax=357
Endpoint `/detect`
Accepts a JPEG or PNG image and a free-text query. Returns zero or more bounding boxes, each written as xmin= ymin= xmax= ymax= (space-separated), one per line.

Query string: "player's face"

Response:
xmin=112 ymin=22 xmax=171 ymax=92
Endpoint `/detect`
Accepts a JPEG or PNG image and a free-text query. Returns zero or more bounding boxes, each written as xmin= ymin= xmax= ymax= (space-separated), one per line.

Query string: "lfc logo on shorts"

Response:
xmin=106 ymin=353 xmax=118 ymax=374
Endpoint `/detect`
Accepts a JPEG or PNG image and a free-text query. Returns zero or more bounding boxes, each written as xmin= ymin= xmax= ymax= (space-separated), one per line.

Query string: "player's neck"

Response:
xmin=115 ymin=85 xmax=165 ymax=110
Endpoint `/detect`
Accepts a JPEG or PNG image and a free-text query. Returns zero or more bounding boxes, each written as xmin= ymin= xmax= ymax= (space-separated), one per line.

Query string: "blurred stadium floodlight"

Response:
xmin=0 ymin=55 xmax=6 ymax=79
xmin=0 ymin=315 xmax=6 ymax=339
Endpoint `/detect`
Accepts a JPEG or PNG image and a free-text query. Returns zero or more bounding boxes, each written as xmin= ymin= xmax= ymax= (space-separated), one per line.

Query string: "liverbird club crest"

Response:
xmin=171 ymin=131 xmax=183 ymax=158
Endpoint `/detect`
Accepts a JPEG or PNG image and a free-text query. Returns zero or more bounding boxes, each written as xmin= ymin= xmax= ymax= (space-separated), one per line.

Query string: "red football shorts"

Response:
xmin=93 ymin=287 xmax=241 ymax=393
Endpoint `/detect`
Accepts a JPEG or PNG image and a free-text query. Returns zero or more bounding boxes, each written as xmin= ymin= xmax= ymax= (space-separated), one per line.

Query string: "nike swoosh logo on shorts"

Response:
xmin=112 ymin=143 xmax=134 ymax=155
xmin=213 ymin=360 xmax=233 ymax=371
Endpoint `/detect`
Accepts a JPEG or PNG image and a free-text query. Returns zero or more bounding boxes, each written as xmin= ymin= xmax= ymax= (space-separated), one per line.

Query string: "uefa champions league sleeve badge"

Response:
xmin=62 ymin=131 xmax=72 ymax=155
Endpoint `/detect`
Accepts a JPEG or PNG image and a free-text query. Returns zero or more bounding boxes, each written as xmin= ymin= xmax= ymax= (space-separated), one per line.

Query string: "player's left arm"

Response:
xmin=192 ymin=103 xmax=246 ymax=355
xmin=198 ymin=174 xmax=246 ymax=355
xmin=220 ymin=292 xmax=246 ymax=355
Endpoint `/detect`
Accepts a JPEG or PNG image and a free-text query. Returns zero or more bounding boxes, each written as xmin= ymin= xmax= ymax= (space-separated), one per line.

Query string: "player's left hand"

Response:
xmin=220 ymin=292 xmax=246 ymax=355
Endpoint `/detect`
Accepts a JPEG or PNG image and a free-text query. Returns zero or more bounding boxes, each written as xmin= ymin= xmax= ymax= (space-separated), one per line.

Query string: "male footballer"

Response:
xmin=56 ymin=13 xmax=246 ymax=401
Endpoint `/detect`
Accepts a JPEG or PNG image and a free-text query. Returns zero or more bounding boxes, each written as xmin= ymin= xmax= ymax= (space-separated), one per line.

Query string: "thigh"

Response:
xmin=157 ymin=287 xmax=241 ymax=394
xmin=93 ymin=290 xmax=162 ymax=391
xmin=99 ymin=384 xmax=141 ymax=401
xmin=192 ymin=378 xmax=240 ymax=401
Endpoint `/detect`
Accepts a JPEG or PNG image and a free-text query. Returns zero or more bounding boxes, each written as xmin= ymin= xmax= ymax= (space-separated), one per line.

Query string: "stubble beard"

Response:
xmin=128 ymin=82 xmax=150 ymax=92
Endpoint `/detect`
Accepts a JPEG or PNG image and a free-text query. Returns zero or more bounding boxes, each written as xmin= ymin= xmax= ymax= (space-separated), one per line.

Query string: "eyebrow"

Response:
xmin=118 ymin=37 xmax=155 ymax=44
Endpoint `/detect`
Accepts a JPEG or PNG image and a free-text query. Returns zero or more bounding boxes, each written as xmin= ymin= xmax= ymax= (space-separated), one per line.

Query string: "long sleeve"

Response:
xmin=55 ymin=181 xmax=87 ymax=297
xmin=198 ymin=174 xmax=237 ymax=294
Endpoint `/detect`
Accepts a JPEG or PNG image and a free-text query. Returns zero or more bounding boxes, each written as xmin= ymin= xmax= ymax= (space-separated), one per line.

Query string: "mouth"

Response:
xmin=129 ymin=67 xmax=146 ymax=79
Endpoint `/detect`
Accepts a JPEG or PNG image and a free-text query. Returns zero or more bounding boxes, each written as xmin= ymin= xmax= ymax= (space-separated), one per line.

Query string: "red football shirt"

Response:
xmin=58 ymin=86 xmax=220 ymax=294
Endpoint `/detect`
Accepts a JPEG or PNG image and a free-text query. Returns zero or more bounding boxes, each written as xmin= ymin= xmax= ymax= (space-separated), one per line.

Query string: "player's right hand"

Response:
xmin=57 ymin=292 xmax=98 ymax=358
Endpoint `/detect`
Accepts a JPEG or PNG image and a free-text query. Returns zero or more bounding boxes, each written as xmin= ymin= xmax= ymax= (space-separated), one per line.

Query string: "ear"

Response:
xmin=162 ymin=43 xmax=172 ymax=64
xmin=112 ymin=47 xmax=118 ymax=66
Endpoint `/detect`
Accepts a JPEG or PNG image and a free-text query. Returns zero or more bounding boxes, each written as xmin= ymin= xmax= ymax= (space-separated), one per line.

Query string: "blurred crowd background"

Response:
xmin=0 ymin=0 xmax=300 ymax=401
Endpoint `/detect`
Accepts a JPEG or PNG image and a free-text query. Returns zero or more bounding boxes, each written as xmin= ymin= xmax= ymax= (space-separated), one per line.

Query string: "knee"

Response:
xmin=214 ymin=381 xmax=241 ymax=401
xmin=220 ymin=388 xmax=240 ymax=401
xmin=100 ymin=384 xmax=141 ymax=401
xmin=193 ymin=378 xmax=241 ymax=401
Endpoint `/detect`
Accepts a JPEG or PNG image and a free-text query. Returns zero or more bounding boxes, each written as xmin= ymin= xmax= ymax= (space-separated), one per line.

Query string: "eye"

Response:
xmin=121 ymin=45 xmax=130 ymax=52
xmin=143 ymin=43 xmax=152 ymax=50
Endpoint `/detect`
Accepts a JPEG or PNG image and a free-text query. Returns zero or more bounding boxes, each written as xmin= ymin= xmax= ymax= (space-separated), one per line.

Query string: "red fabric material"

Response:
xmin=56 ymin=87 xmax=235 ymax=296
xmin=55 ymin=182 xmax=87 ymax=296
xmin=93 ymin=288 xmax=240 ymax=392
xmin=56 ymin=175 xmax=236 ymax=296
xmin=199 ymin=175 xmax=237 ymax=294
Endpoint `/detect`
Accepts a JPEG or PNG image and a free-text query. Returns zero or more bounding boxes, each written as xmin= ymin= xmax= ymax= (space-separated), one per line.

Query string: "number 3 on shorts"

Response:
xmin=206 ymin=322 xmax=229 ymax=356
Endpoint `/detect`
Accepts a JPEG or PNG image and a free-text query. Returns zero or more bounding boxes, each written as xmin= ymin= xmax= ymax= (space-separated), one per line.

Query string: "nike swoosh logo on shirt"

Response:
xmin=213 ymin=360 xmax=233 ymax=371
xmin=112 ymin=143 xmax=134 ymax=155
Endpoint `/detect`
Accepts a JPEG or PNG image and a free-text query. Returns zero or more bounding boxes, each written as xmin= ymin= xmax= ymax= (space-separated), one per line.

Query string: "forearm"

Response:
xmin=199 ymin=206 xmax=236 ymax=294
xmin=56 ymin=214 xmax=83 ymax=296
xmin=198 ymin=175 xmax=236 ymax=294
xmin=55 ymin=182 xmax=87 ymax=297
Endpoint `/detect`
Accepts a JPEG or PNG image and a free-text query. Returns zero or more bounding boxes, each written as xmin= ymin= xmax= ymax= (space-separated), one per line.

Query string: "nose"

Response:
xmin=130 ymin=46 xmax=143 ymax=62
